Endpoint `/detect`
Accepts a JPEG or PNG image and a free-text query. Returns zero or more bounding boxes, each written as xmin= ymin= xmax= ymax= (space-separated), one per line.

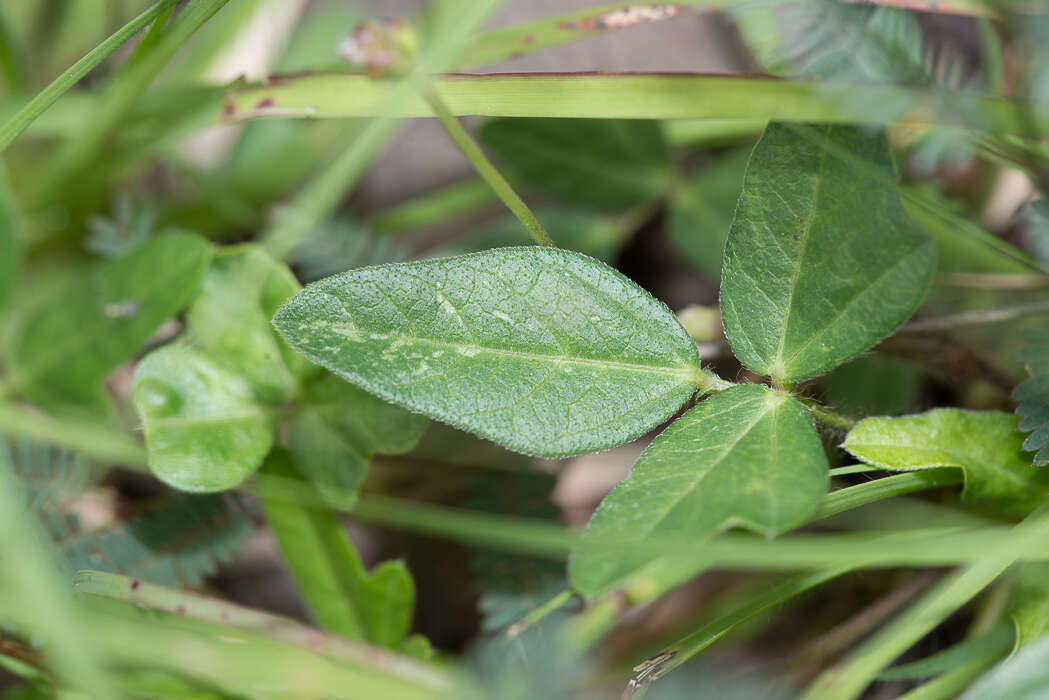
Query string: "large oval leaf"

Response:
xmin=721 ymin=123 xmax=934 ymax=382
xmin=273 ymin=247 xmax=700 ymax=457
xmin=133 ymin=345 xmax=273 ymax=493
xmin=570 ymin=383 xmax=828 ymax=597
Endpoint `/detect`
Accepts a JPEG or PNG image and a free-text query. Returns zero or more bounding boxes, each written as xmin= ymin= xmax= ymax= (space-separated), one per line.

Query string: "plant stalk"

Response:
xmin=424 ymin=89 xmax=555 ymax=247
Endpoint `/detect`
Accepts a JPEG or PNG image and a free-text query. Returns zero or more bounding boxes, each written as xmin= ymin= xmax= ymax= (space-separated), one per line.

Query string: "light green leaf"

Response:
xmin=721 ymin=123 xmax=934 ymax=382
xmin=667 ymin=147 xmax=751 ymax=281
xmin=1010 ymin=562 xmax=1049 ymax=650
xmin=186 ymin=244 xmax=310 ymax=402
xmin=843 ymin=409 xmax=1049 ymax=515
xmin=963 ymin=632 xmax=1049 ymax=700
xmin=570 ymin=384 xmax=829 ymax=597
xmin=273 ymin=247 xmax=701 ymax=457
xmin=13 ymin=232 xmax=212 ymax=411
xmin=133 ymin=345 xmax=273 ymax=493
xmin=479 ymin=118 xmax=672 ymax=208
xmin=258 ymin=450 xmax=417 ymax=650
xmin=289 ymin=375 xmax=428 ymax=508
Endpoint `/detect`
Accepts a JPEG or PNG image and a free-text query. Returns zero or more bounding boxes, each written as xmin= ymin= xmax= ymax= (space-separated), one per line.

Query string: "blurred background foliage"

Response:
xmin=2 ymin=1 xmax=1049 ymax=698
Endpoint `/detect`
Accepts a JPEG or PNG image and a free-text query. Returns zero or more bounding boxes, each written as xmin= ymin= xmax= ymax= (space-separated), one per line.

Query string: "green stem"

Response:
xmin=802 ymin=400 xmax=857 ymax=431
xmin=423 ymin=89 xmax=554 ymax=247
xmin=349 ymin=494 xmax=576 ymax=557
xmin=900 ymin=299 xmax=1049 ymax=334
xmin=628 ymin=568 xmax=850 ymax=694
xmin=0 ymin=0 xmax=180 ymax=153
xmin=262 ymin=119 xmax=400 ymax=260
xmin=369 ymin=178 xmax=497 ymax=235
xmin=801 ymin=504 xmax=1049 ymax=700
xmin=813 ymin=470 xmax=962 ymax=521
xmin=507 ymin=589 xmax=575 ymax=639
xmin=694 ymin=367 xmax=734 ymax=393
xmin=0 ymin=403 xmax=147 ymax=468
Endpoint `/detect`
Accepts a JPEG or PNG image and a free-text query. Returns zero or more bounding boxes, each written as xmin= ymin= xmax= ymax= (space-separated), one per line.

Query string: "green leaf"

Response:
xmin=186 ymin=244 xmax=310 ymax=402
xmin=570 ymin=384 xmax=829 ymax=597
xmin=878 ymin=623 xmax=1012 ymax=680
xmin=0 ymin=164 xmax=17 ymax=313
xmin=289 ymin=375 xmax=428 ymax=508
xmin=133 ymin=345 xmax=273 ymax=492
xmin=478 ymin=118 xmax=672 ymax=208
xmin=273 ymin=247 xmax=701 ymax=457
xmin=843 ymin=409 xmax=1049 ymax=515
xmin=258 ymin=450 xmax=418 ymax=650
xmin=666 ymin=147 xmax=751 ymax=281
xmin=13 ymin=232 xmax=212 ymax=411
xmin=963 ymin=632 xmax=1049 ymax=700
xmin=720 ymin=123 xmax=934 ymax=382
xmin=1010 ymin=562 xmax=1049 ymax=649
xmin=1015 ymin=328 xmax=1049 ymax=466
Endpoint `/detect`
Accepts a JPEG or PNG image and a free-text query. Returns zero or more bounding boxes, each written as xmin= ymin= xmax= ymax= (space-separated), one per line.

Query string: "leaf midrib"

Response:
xmin=310 ymin=321 xmax=700 ymax=380
xmin=770 ymin=125 xmax=831 ymax=378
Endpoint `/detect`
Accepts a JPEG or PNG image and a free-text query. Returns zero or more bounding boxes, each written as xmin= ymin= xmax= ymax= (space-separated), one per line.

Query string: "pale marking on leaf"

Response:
xmin=304 ymin=319 xmax=699 ymax=380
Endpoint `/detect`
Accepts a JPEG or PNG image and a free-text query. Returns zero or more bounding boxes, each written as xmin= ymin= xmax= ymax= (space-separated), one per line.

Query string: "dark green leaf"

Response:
xmin=570 ymin=384 xmax=829 ymax=597
xmin=825 ymin=354 xmax=922 ymax=417
xmin=186 ymin=245 xmax=310 ymax=402
xmin=721 ymin=123 xmax=933 ymax=382
xmin=666 ymin=147 xmax=751 ymax=280
xmin=258 ymin=450 xmax=419 ymax=651
xmin=133 ymin=345 xmax=273 ymax=492
xmin=13 ymin=232 xmax=212 ymax=411
xmin=479 ymin=118 xmax=672 ymax=208
xmin=844 ymin=409 xmax=1049 ymax=515
xmin=289 ymin=375 xmax=428 ymax=508
xmin=273 ymin=247 xmax=701 ymax=457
